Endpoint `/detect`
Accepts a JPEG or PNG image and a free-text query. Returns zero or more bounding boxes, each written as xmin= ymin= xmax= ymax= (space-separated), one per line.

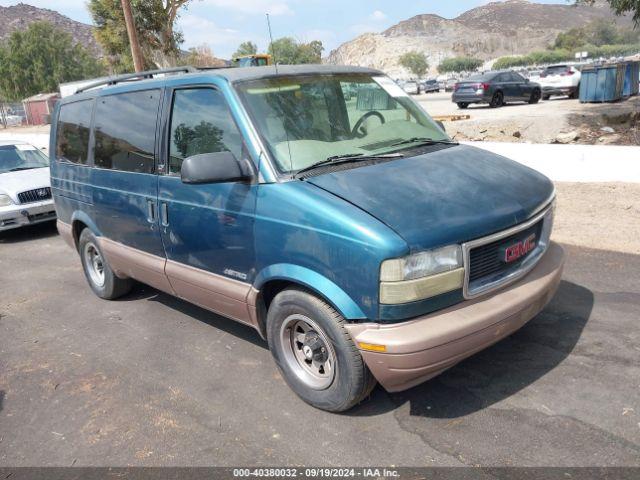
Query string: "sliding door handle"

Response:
xmin=146 ymin=199 xmax=156 ymax=223
xmin=160 ymin=202 xmax=169 ymax=227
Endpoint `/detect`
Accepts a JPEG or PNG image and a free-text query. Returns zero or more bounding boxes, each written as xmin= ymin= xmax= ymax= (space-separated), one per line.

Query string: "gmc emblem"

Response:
xmin=503 ymin=234 xmax=536 ymax=263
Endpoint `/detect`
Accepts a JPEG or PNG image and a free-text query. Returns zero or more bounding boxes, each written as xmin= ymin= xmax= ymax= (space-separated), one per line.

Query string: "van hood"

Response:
xmin=0 ymin=167 xmax=50 ymax=202
xmin=306 ymin=144 xmax=554 ymax=252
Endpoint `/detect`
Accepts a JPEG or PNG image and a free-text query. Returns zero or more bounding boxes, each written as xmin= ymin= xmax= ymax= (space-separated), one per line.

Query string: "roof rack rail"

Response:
xmin=76 ymin=66 xmax=198 ymax=93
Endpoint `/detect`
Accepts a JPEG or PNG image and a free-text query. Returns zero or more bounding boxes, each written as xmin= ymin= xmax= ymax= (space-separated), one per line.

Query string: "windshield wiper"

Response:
xmin=390 ymin=137 xmax=458 ymax=148
xmin=8 ymin=167 xmax=38 ymax=172
xmin=294 ymin=152 xmax=402 ymax=179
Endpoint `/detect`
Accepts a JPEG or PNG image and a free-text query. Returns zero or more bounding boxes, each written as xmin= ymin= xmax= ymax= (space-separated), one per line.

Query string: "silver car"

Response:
xmin=0 ymin=141 xmax=56 ymax=231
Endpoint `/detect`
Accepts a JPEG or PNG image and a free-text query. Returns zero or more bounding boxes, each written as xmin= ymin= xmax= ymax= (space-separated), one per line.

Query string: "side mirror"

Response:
xmin=180 ymin=151 xmax=252 ymax=184
xmin=525 ymin=78 xmax=530 ymax=83
xmin=435 ymin=120 xmax=446 ymax=132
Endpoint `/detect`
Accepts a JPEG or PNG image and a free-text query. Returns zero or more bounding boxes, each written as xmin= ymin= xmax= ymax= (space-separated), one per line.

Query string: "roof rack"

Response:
xmin=76 ymin=66 xmax=198 ymax=93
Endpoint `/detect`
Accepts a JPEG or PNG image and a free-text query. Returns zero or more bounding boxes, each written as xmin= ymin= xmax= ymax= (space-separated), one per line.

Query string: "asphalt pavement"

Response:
xmin=1 ymin=222 xmax=638 ymax=466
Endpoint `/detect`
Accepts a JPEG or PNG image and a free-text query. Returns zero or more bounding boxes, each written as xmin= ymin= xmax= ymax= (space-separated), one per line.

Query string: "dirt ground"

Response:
xmin=419 ymin=92 xmax=640 ymax=145
xmin=553 ymin=182 xmax=640 ymax=255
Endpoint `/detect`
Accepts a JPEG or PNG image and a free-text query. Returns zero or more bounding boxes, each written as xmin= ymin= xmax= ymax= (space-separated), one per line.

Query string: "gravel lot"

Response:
xmin=418 ymin=91 xmax=640 ymax=145
xmin=0 ymin=183 xmax=639 ymax=467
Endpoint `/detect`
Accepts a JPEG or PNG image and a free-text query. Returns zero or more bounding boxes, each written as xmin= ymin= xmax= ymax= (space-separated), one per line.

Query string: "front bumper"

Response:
xmin=0 ymin=200 xmax=57 ymax=231
xmin=345 ymin=242 xmax=565 ymax=392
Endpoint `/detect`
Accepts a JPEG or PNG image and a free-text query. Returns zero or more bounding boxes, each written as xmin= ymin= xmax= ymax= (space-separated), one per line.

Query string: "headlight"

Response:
xmin=380 ymin=245 xmax=464 ymax=304
xmin=0 ymin=194 xmax=13 ymax=207
xmin=381 ymin=245 xmax=462 ymax=281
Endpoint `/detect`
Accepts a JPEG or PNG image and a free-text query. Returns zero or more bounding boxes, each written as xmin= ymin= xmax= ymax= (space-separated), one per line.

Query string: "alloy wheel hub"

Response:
xmin=303 ymin=332 xmax=329 ymax=363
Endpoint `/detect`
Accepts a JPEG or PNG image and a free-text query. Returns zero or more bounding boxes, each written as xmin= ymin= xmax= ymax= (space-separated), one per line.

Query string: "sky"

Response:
xmin=0 ymin=0 xmax=567 ymax=58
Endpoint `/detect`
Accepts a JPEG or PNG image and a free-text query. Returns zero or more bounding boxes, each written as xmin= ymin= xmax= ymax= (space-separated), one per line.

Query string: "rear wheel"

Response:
xmin=542 ymin=94 xmax=551 ymax=101
xmin=78 ymin=228 xmax=132 ymax=300
xmin=457 ymin=102 xmax=469 ymax=109
xmin=267 ymin=288 xmax=376 ymax=412
xmin=569 ymin=85 xmax=580 ymax=99
xmin=490 ymin=91 xmax=504 ymax=108
xmin=529 ymin=89 xmax=541 ymax=104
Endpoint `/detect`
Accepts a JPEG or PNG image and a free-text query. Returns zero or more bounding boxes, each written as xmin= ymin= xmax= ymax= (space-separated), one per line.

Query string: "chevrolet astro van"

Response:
xmin=51 ymin=65 xmax=565 ymax=412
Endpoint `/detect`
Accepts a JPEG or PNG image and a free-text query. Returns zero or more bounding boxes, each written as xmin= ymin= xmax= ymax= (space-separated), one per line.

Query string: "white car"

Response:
xmin=402 ymin=81 xmax=420 ymax=95
xmin=538 ymin=65 xmax=581 ymax=99
xmin=0 ymin=141 xmax=56 ymax=232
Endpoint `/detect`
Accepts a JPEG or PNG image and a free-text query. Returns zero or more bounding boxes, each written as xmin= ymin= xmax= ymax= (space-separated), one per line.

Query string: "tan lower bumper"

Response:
xmin=345 ymin=242 xmax=565 ymax=392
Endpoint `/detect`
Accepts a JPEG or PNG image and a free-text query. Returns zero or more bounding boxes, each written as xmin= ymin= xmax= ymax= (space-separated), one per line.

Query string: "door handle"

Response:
xmin=147 ymin=199 xmax=156 ymax=223
xmin=160 ymin=202 xmax=169 ymax=227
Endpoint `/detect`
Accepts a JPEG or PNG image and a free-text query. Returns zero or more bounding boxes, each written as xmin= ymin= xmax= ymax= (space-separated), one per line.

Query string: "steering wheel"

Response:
xmin=351 ymin=111 xmax=385 ymax=138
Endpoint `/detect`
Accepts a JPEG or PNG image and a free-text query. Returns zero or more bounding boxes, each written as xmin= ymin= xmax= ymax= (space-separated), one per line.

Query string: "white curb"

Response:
xmin=464 ymin=141 xmax=640 ymax=183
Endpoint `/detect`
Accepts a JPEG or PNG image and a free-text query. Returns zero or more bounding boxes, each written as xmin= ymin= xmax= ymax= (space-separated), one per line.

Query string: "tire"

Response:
xmin=569 ymin=85 xmax=580 ymax=99
xmin=529 ymin=89 xmax=541 ymax=104
xmin=266 ymin=287 xmax=376 ymax=412
xmin=78 ymin=228 xmax=132 ymax=300
xmin=457 ymin=102 xmax=469 ymax=109
xmin=542 ymin=94 xmax=551 ymax=101
xmin=490 ymin=91 xmax=504 ymax=108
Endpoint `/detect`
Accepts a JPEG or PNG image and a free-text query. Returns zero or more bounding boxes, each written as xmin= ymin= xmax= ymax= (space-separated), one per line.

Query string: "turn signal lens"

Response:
xmin=380 ymin=268 xmax=464 ymax=304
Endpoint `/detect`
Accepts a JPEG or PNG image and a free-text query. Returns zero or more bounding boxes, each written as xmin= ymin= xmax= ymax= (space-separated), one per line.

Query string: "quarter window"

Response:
xmin=94 ymin=90 xmax=160 ymax=173
xmin=168 ymin=88 xmax=243 ymax=174
xmin=56 ymin=100 xmax=93 ymax=164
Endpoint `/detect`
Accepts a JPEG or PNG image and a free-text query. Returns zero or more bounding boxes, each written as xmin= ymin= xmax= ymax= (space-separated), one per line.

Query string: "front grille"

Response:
xmin=17 ymin=187 xmax=52 ymax=204
xmin=468 ymin=219 xmax=543 ymax=283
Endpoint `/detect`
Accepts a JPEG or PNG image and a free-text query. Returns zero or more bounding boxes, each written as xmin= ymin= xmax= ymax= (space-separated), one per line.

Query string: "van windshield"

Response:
xmin=0 ymin=144 xmax=49 ymax=174
xmin=235 ymin=74 xmax=450 ymax=175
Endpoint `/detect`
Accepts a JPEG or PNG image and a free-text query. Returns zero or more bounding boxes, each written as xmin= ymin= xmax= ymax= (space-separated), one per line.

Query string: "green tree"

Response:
xmin=399 ymin=51 xmax=429 ymax=78
xmin=437 ymin=56 xmax=483 ymax=74
xmin=88 ymin=0 xmax=193 ymax=73
xmin=179 ymin=44 xmax=226 ymax=67
xmin=232 ymin=41 xmax=258 ymax=58
xmin=0 ymin=22 xmax=104 ymax=101
xmin=268 ymin=37 xmax=323 ymax=64
xmin=578 ymin=0 xmax=640 ymax=26
xmin=555 ymin=19 xmax=640 ymax=50
xmin=296 ymin=40 xmax=324 ymax=64
xmin=492 ymin=56 xmax=528 ymax=70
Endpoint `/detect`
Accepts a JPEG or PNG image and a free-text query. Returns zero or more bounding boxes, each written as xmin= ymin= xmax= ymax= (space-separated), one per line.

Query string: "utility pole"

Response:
xmin=121 ymin=0 xmax=144 ymax=72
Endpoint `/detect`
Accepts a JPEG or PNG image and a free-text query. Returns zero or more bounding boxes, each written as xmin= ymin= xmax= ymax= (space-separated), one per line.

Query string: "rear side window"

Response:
xmin=168 ymin=88 xmax=243 ymax=174
xmin=56 ymin=100 xmax=93 ymax=164
xmin=94 ymin=89 xmax=160 ymax=173
xmin=545 ymin=66 xmax=568 ymax=75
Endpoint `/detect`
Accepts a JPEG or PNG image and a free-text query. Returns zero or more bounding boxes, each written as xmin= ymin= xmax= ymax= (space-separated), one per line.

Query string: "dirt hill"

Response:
xmin=0 ymin=2 xmax=101 ymax=55
xmin=326 ymin=0 xmax=632 ymax=76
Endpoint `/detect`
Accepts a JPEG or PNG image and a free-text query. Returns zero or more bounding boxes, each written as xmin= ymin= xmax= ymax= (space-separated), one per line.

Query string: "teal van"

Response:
xmin=51 ymin=65 xmax=564 ymax=412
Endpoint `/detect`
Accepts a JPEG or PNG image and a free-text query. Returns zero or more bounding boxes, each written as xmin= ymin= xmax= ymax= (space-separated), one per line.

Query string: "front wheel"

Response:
xmin=267 ymin=288 xmax=376 ymax=412
xmin=457 ymin=102 xmax=469 ymax=109
xmin=78 ymin=228 xmax=132 ymax=300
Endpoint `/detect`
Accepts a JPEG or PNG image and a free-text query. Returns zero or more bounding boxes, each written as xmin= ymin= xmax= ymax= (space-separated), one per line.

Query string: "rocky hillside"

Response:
xmin=326 ymin=0 xmax=632 ymax=76
xmin=0 ymin=3 xmax=101 ymax=55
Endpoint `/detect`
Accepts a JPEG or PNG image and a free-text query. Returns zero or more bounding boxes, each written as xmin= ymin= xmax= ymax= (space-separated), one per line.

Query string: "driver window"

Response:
xmin=168 ymin=88 xmax=243 ymax=175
